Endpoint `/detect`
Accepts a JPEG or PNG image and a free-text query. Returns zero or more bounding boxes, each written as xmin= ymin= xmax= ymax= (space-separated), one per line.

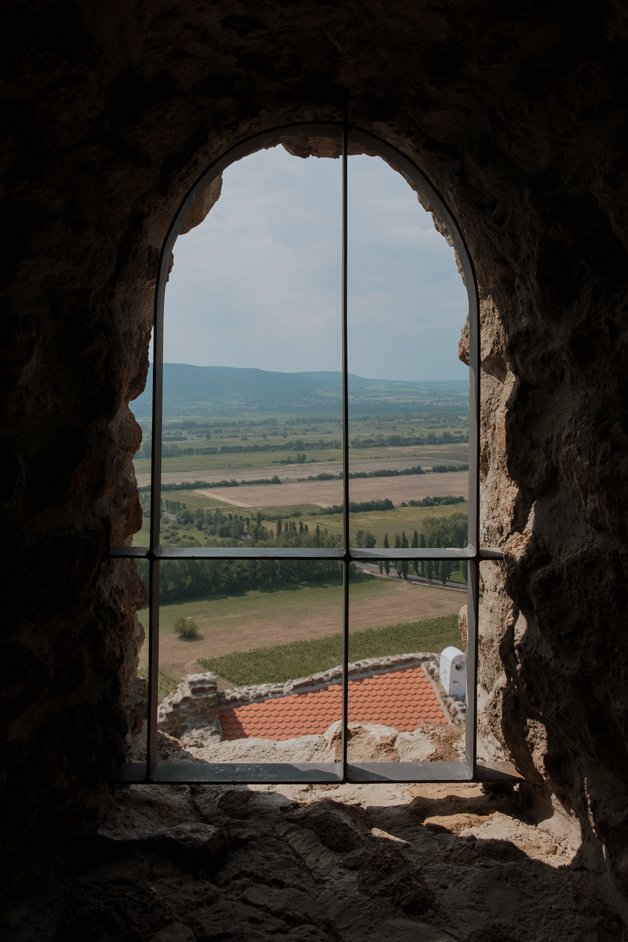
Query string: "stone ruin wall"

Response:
xmin=2 ymin=0 xmax=628 ymax=894
xmin=156 ymin=656 xmax=465 ymax=743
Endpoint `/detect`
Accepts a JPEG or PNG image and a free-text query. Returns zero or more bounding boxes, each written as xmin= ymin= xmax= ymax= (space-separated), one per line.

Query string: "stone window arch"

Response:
xmin=114 ymin=121 xmax=511 ymax=786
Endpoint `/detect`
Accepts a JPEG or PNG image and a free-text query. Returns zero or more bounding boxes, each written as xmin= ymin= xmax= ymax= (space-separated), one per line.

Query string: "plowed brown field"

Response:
xmin=195 ymin=470 xmax=467 ymax=509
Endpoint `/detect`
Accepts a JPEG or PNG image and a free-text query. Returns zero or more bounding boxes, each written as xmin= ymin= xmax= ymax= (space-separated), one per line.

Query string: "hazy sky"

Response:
xmin=164 ymin=146 xmax=468 ymax=381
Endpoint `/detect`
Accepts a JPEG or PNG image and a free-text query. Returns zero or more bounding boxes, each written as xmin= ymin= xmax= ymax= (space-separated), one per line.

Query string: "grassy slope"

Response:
xmin=139 ymin=574 xmax=464 ymax=680
xmin=155 ymin=575 xmax=461 ymax=634
xmin=199 ymin=614 xmax=459 ymax=685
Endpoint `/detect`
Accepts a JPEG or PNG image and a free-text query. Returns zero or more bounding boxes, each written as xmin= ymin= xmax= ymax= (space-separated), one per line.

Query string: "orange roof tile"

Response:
xmin=219 ymin=666 xmax=448 ymax=741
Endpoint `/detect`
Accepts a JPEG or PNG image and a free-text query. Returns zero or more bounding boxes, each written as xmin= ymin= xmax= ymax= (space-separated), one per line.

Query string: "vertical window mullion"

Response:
xmin=464 ymin=558 xmax=479 ymax=775
xmin=150 ymin=255 xmax=166 ymax=552
xmin=149 ymin=212 xmax=169 ymax=777
xmin=466 ymin=226 xmax=480 ymax=557
xmin=340 ymin=117 xmax=350 ymax=780
xmin=147 ymin=555 xmax=160 ymax=777
xmin=466 ymin=229 xmax=481 ymax=776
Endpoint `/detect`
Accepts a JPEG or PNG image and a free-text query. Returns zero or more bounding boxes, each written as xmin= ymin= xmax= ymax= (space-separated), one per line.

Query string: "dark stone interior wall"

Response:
xmin=2 ymin=0 xmax=628 ymax=891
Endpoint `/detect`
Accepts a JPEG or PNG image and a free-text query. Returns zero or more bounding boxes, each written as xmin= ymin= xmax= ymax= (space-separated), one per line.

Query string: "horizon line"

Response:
xmin=148 ymin=361 xmax=467 ymax=384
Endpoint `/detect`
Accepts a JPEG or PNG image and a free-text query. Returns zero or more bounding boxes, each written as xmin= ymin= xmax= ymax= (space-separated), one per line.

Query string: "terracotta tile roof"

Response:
xmin=219 ymin=666 xmax=448 ymax=741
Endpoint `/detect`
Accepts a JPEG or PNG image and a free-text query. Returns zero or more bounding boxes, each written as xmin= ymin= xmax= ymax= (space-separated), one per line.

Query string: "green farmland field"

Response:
xmin=199 ymin=614 xmax=459 ymax=686
xmin=139 ymin=573 xmax=464 ymax=681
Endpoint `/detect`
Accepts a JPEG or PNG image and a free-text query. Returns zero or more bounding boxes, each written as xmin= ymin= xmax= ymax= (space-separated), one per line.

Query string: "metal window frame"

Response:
xmin=113 ymin=121 xmax=515 ymax=786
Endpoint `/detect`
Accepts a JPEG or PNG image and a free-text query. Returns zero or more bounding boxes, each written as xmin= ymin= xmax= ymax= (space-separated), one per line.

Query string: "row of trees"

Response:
xmin=320 ymin=499 xmax=394 ymax=515
xmin=377 ymin=513 xmax=468 ymax=584
xmin=157 ymin=500 xmax=344 ymax=598
xmin=141 ymin=430 xmax=469 ymax=459
xmin=170 ymin=504 xmax=262 ymax=541
xmin=404 ymin=495 xmax=465 ymax=507
xmin=309 ymin=465 xmax=426 ymax=480
xmin=143 ymin=464 xmax=443 ymax=493
xmin=431 ymin=463 xmax=469 ymax=472
xmin=142 ymin=438 xmax=342 ymax=459
xmin=159 ymin=556 xmax=344 ymax=603
xmin=163 ymin=503 xmax=339 ymax=548
xmin=351 ymin=431 xmax=466 ymax=447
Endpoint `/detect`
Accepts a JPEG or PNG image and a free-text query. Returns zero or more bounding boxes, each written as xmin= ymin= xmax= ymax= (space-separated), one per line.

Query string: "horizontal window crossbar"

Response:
xmin=118 ymin=761 xmax=342 ymax=785
xmin=115 ymin=759 xmax=520 ymax=786
xmin=109 ymin=546 xmax=150 ymax=558
xmin=347 ymin=761 xmax=473 ymax=783
xmin=353 ymin=547 xmax=475 ymax=560
xmin=110 ymin=545 xmax=503 ymax=561
xmin=159 ymin=546 xmax=341 ymax=560
xmin=479 ymin=547 xmax=504 ymax=559
xmin=348 ymin=760 xmax=521 ymax=784
xmin=111 ymin=546 xmax=342 ymax=560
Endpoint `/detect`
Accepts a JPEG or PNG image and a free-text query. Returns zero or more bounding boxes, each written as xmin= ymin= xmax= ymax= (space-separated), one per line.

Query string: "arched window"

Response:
xmin=115 ymin=123 xmax=511 ymax=785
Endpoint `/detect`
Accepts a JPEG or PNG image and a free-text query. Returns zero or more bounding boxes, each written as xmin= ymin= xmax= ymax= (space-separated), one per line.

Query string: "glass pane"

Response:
xmin=121 ymin=557 xmax=149 ymax=762
xmin=161 ymin=142 xmax=343 ymax=549
xmin=157 ymin=559 xmax=343 ymax=767
xmin=346 ymin=561 xmax=466 ymax=764
xmin=347 ymin=153 xmax=469 ymax=550
xmin=130 ymin=330 xmax=153 ymax=547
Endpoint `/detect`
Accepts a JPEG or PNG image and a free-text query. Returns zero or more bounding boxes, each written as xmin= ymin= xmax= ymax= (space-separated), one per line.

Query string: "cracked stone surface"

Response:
xmin=2 ymin=0 xmax=628 ymax=911
xmin=1 ymin=782 xmax=625 ymax=941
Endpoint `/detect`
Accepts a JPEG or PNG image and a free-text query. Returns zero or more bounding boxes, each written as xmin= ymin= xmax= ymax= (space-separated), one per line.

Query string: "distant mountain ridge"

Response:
xmin=131 ymin=363 xmax=467 ymax=418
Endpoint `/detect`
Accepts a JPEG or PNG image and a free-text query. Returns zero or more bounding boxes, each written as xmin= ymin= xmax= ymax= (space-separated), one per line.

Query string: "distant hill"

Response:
xmin=131 ymin=363 xmax=468 ymax=418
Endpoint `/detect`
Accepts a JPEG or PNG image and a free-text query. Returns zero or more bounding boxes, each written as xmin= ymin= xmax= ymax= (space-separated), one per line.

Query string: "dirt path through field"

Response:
xmin=135 ymin=453 xmax=468 ymax=487
xmin=140 ymin=578 xmax=463 ymax=680
xmin=195 ymin=470 xmax=468 ymax=509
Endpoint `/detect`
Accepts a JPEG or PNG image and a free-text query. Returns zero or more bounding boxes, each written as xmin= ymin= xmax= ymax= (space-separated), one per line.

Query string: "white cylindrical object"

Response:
xmin=440 ymin=646 xmax=467 ymax=700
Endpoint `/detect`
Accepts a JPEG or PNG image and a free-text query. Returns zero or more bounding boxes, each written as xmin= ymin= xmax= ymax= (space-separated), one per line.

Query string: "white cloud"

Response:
xmin=164 ymin=147 xmax=467 ymax=380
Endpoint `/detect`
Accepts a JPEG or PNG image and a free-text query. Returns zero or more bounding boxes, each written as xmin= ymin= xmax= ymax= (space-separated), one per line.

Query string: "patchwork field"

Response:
xmin=303 ymin=502 xmax=468 ymax=543
xmin=194 ymin=470 xmax=468 ymax=509
xmin=134 ymin=445 xmax=469 ymax=486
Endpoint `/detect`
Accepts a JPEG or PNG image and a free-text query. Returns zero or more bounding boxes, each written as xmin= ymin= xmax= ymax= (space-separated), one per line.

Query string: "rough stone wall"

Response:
xmin=157 ymin=657 xmax=465 ymax=740
xmin=2 ymin=0 xmax=628 ymax=893
xmin=158 ymin=673 xmax=220 ymax=739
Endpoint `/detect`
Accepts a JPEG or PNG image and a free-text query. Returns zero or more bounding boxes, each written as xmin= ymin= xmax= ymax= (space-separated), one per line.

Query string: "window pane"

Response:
xmin=157 ymin=559 xmax=343 ymax=767
xmin=347 ymin=154 xmax=470 ymax=550
xmin=346 ymin=561 xmax=466 ymax=764
xmin=161 ymin=143 xmax=343 ymax=549
xmin=131 ymin=126 xmax=484 ymax=784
